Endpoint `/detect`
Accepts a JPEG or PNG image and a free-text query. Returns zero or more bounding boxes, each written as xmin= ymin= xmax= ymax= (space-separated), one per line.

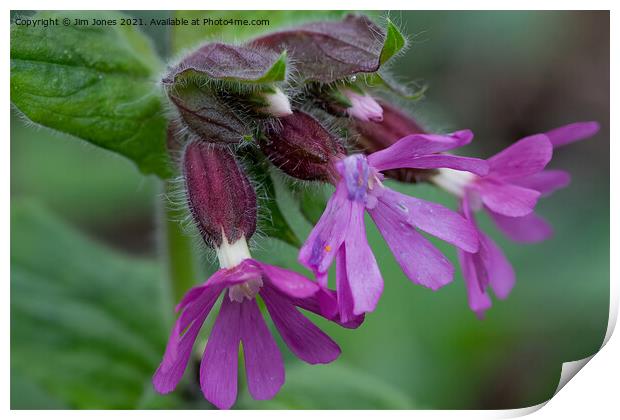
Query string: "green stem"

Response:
xmin=159 ymin=180 xmax=196 ymax=311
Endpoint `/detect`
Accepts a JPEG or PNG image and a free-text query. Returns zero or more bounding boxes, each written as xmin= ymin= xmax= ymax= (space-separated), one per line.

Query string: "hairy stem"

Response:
xmin=159 ymin=180 xmax=196 ymax=310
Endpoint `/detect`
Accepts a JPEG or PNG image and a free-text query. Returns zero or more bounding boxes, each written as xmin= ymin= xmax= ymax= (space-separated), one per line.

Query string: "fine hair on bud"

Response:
xmin=260 ymin=110 xmax=346 ymax=182
xmin=183 ymin=141 xmax=257 ymax=248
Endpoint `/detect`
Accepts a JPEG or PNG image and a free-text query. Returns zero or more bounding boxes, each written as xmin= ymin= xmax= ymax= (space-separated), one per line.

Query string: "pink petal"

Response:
xmin=239 ymin=299 xmax=285 ymax=401
xmin=369 ymin=200 xmax=454 ymax=290
xmin=290 ymin=286 xmax=365 ymax=329
xmin=153 ymin=270 xmax=245 ymax=395
xmin=478 ymin=233 xmax=516 ymax=299
xmin=378 ymin=188 xmax=479 ymax=253
xmin=488 ymin=208 xmax=553 ymax=243
xmin=457 ymin=249 xmax=492 ymax=316
xmin=174 ymin=270 xmax=227 ymax=312
xmin=253 ymin=260 xmax=319 ymax=299
xmin=367 ymin=130 xmax=475 ymax=171
xmin=335 ymin=245 xmax=356 ymax=324
xmin=298 ymin=184 xmax=352 ymax=275
xmin=261 ymin=285 xmax=341 ymax=364
xmin=545 ymin=121 xmax=600 ymax=148
xmin=200 ymin=297 xmax=242 ymax=409
xmin=342 ymin=204 xmax=383 ymax=315
xmin=487 ymin=134 xmax=552 ymax=180
xmin=390 ymin=154 xmax=489 ymax=176
xmin=513 ymin=170 xmax=571 ymax=197
xmin=475 ymin=179 xmax=540 ymax=217
xmin=153 ymin=290 xmax=220 ymax=394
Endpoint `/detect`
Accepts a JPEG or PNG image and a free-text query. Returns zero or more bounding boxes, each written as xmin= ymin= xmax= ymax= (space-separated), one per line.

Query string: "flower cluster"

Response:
xmin=153 ymin=14 xmax=599 ymax=408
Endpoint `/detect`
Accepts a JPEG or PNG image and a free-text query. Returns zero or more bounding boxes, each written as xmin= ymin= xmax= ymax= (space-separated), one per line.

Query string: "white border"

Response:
xmin=4 ymin=1 xmax=616 ymax=418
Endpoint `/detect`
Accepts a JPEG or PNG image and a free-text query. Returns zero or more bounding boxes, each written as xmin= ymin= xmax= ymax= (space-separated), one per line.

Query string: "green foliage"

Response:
xmin=10 ymin=117 xmax=158 ymax=224
xmin=239 ymin=363 xmax=416 ymax=409
xmin=256 ymin=51 xmax=288 ymax=83
xmin=9 ymin=10 xmax=609 ymax=411
xmin=365 ymin=72 xmax=428 ymax=100
xmin=10 ymin=11 xmax=171 ymax=178
xmin=380 ymin=19 xmax=406 ymax=65
xmin=10 ymin=201 xmax=180 ymax=409
xmin=240 ymin=150 xmax=301 ymax=248
xmin=297 ymin=185 xmax=330 ymax=226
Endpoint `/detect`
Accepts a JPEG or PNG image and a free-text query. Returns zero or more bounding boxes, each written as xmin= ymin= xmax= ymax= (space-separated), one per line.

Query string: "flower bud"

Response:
xmin=163 ymin=42 xmax=287 ymax=86
xmin=249 ymin=14 xmax=385 ymax=83
xmin=260 ymin=111 xmax=345 ymax=182
xmin=341 ymin=89 xmax=383 ymax=122
xmin=353 ymin=100 xmax=436 ymax=183
xmin=170 ymin=85 xmax=253 ymax=144
xmin=183 ymin=142 xmax=257 ymax=248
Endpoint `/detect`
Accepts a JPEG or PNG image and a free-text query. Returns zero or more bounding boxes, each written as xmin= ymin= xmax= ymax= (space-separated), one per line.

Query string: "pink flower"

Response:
xmin=299 ymin=130 xmax=489 ymax=322
xmin=433 ymin=122 xmax=600 ymax=316
xmin=476 ymin=121 xmax=600 ymax=242
xmin=153 ymin=140 xmax=360 ymax=408
xmin=153 ymin=254 xmax=355 ymax=409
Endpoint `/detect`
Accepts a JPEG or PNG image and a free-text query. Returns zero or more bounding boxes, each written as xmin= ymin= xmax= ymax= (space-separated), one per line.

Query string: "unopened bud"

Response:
xmin=249 ymin=14 xmax=390 ymax=83
xmin=353 ymin=100 xmax=435 ymax=183
xmin=342 ymin=89 xmax=383 ymax=122
xmin=183 ymin=142 xmax=257 ymax=248
xmin=260 ymin=111 xmax=345 ymax=182
xmin=170 ymin=85 xmax=253 ymax=144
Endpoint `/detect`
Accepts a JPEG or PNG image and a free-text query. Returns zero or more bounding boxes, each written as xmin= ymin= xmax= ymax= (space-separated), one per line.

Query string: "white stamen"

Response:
xmin=216 ymin=234 xmax=252 ymax=268
xmin=228 ymin=277 xmax=263 ymax=302
xmin=431 ymin=168 xmax=476 ymax=197
xmin=215 ymin=235 xmax=263 ymax=302
xmin=260 ymin=87 xmax=293 ymax=117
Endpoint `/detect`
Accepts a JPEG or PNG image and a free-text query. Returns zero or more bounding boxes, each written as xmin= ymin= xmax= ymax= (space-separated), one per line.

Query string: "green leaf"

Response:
xmin=255 ymin=51 xmax=288 ymax=83
xmin=10 ymin=11 xmax=172 ymax=178
xmin=11 ymin=114 xmax=159 ymax=225
xmin=239 ymin=151 xmax=301 ymax=248
xmin=259 ymin=172 xmax=302 ymax=248
xmin=239 ymin=363 xmax=417 ymax=409
xmin=380 ymin=19 xmax=406 ymax=65
xmin=10 ymin=200 xmax=181 ymax=409
xmin=296 ymin=185 xmax=329 ymax=226
xmin=364 ymin=72 xmax=427 ymax=100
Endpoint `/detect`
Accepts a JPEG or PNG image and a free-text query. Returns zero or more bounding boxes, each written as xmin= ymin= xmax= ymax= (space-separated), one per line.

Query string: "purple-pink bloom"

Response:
xmin=436 ymin=121 xmax=599 ymax=316
xmin=474 ymin=121 xmax=600 ymax=245
xmin=153 ymin=258 xmax=351 ymax=409
xmin=450 ymin=134 xmax=552 ymax=316
xmin=545 ymin=121 xmax=600 ymax=148
xmin=299 ymin=130 xmax=489 ymax=322
xmin=456 ymin=192 xmax=516 ymax=317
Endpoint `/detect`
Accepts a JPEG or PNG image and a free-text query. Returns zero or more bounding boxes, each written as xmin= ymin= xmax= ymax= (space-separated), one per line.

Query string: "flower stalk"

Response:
xmin=159 ymin=180 xmax=199 ymax=311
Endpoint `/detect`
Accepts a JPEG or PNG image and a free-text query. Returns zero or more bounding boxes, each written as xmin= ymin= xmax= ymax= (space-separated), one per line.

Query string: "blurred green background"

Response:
xmin=10 ymin=10 xmax=609 ymax=409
